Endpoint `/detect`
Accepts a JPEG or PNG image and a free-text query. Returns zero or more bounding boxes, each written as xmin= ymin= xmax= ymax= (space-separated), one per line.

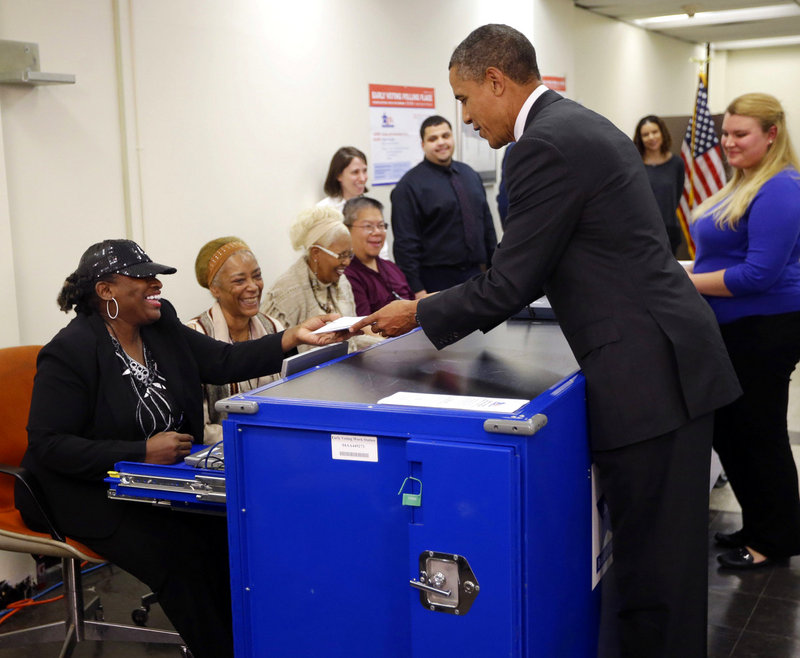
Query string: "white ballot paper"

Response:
xmin=311 ymin=316 xmax=365 ymax=334
xmin=378 ymin=391 xmax=529 ymax=414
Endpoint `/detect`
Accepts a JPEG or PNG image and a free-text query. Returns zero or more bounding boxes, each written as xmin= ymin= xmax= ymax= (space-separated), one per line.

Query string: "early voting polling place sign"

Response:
xmin=369 ymin=84 xmax=436 ymax=186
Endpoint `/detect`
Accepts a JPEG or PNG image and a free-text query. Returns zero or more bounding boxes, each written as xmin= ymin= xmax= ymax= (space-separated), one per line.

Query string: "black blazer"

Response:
xmin=16 ymin=300 xmax=286 ymax=538
xmin=418 ymin=91 xmax=740 ymax=450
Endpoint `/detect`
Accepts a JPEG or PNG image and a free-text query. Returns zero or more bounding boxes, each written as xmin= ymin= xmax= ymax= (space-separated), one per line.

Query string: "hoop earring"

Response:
xmin=106 ymin=297 xmax=119 ymax=320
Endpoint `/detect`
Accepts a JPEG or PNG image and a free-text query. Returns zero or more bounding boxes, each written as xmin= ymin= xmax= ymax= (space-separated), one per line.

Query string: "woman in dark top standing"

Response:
xmin=634 ymin=115 xmax=686 ymax=254
xmin=16 ymin=240 xmax=344 ymax=658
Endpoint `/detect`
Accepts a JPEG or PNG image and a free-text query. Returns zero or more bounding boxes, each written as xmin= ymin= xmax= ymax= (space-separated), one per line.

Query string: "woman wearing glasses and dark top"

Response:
xmin=343 ymin=197 xmax=415 ymax=315
xmin=262 ymin=206 xmax=380 ymax=351
xmin=15 ymin=240 xmax=345 ymax=658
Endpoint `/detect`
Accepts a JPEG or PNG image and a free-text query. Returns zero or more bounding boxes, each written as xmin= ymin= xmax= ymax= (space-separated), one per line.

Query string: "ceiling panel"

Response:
xmin=576 ymin=1 xmax=786 ymax=20
xmin=574 ymin=0 xmax=800 ymax=48
xmin=663 ymin=14 xmax=800 ymax=41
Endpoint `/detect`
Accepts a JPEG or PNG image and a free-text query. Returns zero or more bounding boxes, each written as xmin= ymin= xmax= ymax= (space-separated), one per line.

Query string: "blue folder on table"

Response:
xmin=106 ymin=450 xmax=226 ymax=513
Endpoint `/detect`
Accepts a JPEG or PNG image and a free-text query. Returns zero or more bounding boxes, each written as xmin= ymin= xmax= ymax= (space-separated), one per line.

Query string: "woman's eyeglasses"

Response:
xmin=312 ymin=244 xmax=354 ymax=262
xmin=351 ymin=222 xmax=389 ymax=234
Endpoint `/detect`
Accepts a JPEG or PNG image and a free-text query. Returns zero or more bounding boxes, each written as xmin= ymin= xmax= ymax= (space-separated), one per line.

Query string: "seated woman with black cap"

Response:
xmin=15 ymin=239 xmax=345 ymax=658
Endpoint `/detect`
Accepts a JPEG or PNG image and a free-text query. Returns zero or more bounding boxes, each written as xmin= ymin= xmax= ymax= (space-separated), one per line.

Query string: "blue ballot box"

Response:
xmin=221 ymin=321 xmax=601 ymax=657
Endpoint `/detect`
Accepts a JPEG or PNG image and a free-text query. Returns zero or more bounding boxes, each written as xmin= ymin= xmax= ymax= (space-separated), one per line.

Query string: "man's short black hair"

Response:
xmin=449 ymin=24 xmax=540 ymax=84
xmin=420 ymin=115 xmax=452 ymax=141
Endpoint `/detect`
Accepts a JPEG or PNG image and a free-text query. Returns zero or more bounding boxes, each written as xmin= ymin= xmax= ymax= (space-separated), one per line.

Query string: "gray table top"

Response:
xmin=254 ymin=321 xmax=578 ymax=406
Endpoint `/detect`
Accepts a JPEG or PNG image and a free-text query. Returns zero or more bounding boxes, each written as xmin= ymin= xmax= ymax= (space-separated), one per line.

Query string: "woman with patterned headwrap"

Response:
xmin=187 ymin=237 xmax=283 ymax=443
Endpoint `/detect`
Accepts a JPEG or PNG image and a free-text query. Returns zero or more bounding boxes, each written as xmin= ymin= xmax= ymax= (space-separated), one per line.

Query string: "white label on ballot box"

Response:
xmin=331 ymin=434 xmax=378 ymax=462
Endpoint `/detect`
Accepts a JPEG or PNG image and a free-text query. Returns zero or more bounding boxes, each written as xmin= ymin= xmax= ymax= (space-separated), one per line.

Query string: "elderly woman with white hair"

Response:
xmin=263 ymin=206 xmax=378 ymax=352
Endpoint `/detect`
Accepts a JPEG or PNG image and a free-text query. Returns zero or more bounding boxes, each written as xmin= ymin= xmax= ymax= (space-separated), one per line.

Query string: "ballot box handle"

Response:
xmin=215 ymin=399 xmax=259 ymax=414
xmin=483 ymin=413 xmax=547 ymax=436
xmin=409 ymin=577 xmax=451 ymax=598
xmin=410 ymin=551 xmax=480 ymax=615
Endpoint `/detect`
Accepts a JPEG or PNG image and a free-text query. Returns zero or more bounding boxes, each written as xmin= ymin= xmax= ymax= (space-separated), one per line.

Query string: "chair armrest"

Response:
xmin=0 ymin=463 xmax=66 ymax=542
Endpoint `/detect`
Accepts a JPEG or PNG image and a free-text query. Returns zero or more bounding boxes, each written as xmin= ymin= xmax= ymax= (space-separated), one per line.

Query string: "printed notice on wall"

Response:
xmin=331 ymin=434 xmax=378 ymax=462
xmin=369 ymin=84 xmax=436 ymax=186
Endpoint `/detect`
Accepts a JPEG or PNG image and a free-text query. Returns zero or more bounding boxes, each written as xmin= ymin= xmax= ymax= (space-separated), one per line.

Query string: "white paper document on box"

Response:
xmin=311 ymin=316 xmax=365 ymax=334
xmin=378 ymin=391 xmax=529 ymax=413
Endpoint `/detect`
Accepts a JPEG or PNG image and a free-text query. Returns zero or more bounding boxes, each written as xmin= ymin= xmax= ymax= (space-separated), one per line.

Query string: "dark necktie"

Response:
xmin=450 ymin=169 xmax=482 ymax=261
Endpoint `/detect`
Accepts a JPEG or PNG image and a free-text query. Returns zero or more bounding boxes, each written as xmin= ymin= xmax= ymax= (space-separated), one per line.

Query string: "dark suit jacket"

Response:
xmin=16 ymin=299 xmax=286 ymax=538
xmin=418 ymin=90 xmax=740 ymax=450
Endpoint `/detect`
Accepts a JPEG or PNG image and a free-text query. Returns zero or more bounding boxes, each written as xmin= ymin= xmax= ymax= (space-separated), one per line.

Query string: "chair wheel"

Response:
xmin=131 ymin=606 xmax=149 ymax=626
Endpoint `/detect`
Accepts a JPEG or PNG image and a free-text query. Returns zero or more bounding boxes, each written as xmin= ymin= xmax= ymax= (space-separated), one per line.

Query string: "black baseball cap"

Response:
xmin=78 ymin=239 xmax=177 ymax=280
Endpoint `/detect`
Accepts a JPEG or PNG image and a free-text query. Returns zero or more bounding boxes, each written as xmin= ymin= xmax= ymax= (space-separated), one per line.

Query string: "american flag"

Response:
xmin=677 ymin=73 xmax=727 ymax=257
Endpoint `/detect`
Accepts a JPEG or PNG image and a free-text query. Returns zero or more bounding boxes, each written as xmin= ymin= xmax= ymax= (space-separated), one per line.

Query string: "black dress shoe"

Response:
xmin=714 ymin=530 xmax=746 ymax=548
xmin=717 ymin=547 xmax=774 ymax=570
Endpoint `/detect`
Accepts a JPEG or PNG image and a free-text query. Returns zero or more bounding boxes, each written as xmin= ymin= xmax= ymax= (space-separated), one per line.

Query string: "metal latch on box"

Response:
xmin=409 ymin=551 xmax=479 ymax=615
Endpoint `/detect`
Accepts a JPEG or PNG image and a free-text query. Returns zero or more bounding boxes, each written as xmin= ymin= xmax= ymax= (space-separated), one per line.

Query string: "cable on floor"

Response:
xmin=0 ymin=561 xmax=109 ymax=626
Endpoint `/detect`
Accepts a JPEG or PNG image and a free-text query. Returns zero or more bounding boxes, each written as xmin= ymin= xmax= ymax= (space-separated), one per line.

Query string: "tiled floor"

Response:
xmin=3 ymin=505 xmax=799 ymax=657
xmin=0 ymin=565 xmax=184 ymax=656
xmin=708 ymin=507 xmax=800 ymax=657
xmin=704 ymin=380 xmax=800 ymax=658
xmin=1 ymin=382 xmax=800 ymax=656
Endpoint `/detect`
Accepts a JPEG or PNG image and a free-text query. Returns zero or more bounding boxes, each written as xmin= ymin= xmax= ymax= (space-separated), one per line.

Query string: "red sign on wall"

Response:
xmin=542 ymin=75 xmax=567 ymax=92
xmin=369 ymin=84 xmax=435 ymax=108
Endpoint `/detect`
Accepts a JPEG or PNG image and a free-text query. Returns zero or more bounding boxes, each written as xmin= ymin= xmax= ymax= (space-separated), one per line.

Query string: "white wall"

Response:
xmin=570 ymin=8 xmax=704 ymax=133
xmin=1 ymin=0 xmax=720 ymax=349
xmin=715 ymin=45 xmax=800 ymax=144
xmin=0 ymin=0 xmax=127 ymax=346
xmin=533 ymin=0 xmax=575 ymax=95
xmin=0 ymin=106 xmax=19 ymax=347
xmin=0 ymin=0 xmax=538 ymax=345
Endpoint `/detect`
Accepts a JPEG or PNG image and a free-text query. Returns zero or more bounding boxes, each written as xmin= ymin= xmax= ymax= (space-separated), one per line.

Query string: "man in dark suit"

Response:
xmin=352 ymin=24 xmax=741 ymax=657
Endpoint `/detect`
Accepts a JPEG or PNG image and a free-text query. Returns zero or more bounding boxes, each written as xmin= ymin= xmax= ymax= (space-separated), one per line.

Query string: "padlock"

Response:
xmin=398 ymin=476 xmax=422 ymax=507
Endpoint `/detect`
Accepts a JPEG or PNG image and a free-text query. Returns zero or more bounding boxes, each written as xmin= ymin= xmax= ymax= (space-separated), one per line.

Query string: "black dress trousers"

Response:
xmin=594 ymin=413 xmax=714 ymax=658
xmin=713 ymin=310 xmax=800 ymax=558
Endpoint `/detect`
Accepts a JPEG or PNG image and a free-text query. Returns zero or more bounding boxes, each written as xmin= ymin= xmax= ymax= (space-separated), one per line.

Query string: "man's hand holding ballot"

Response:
xmin=350 ymin=299 xmax=420 ymax=338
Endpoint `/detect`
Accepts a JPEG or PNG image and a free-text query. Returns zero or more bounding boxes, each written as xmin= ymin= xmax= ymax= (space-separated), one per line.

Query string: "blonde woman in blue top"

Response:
xmin=688 ymin=93 xmax=800 ymax=569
